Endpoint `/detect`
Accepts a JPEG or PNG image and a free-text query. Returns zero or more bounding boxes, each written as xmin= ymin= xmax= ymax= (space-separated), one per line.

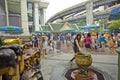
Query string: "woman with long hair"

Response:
xmin=69 ymin=33 xmax=82 ymax=63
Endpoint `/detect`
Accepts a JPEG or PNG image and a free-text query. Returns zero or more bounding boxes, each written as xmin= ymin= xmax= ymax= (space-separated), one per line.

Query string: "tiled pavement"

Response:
xmin=60 ymin=43 xmax=118 ymax=55
xmin=40 ymin=43 xmax=118 ymax=80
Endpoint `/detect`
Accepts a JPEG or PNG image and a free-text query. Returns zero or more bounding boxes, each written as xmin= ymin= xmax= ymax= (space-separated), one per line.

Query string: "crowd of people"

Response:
xmin=69 ymin=32 xmax=120 ymax=54
xmin=31 ymin=32 xmax=120 ymax=58
xmin=81 ymin=32 xmax=119 ymax=54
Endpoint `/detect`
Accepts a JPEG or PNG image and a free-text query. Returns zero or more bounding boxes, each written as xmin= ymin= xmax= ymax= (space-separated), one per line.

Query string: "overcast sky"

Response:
xmin=46 ymin=0 xmax=88 ymax=21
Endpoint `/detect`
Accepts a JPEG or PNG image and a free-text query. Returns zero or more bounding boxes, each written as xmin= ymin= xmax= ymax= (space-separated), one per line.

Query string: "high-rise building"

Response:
xmin=0 ymin=0 xmax=49 ymax=35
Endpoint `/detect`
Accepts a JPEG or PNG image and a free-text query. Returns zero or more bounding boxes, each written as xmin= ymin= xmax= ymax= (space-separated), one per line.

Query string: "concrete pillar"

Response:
xmin=39 ymin=0 xmax=49 ymax=26
xmin=34 ymin=2 xmax=40 ymax=31
xmin=41 ymin=8 xmax=46 ymax=25
xmin=5 ymin=0 xmax=9 ymax=26
xmin=21 ymin=0 xmax=29 ymax=35
xmin=86 ymin=0 xmax=93 ymax=25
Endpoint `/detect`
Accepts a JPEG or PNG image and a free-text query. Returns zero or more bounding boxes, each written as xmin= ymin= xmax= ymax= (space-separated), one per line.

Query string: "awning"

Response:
xmin=101 ymin=29 xmax=110 ymax=32
xmin=110 ymin=6 xmax=120 ymax=15
xmin=84 ymin=25 xmax=100 ymax=29
xmin=62 ymin=28 xmax=75 ymax=33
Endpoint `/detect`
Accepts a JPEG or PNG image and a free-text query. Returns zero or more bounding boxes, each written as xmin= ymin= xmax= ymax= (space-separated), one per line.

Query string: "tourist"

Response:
xmin=117 ymin=33 xmax=120 ymax=47
xmin=69 ymin=33 xmax=82 ymax=64
xmin=84 ymin=33 xmax=92 ymax=52
xmin=35 ymin=35 xmax=38 ymax=48
xmin=31 ymin=34 xmax=35 ymax=48
xmin=94 ymin=33 xmax=100 ymax=52
xmin=100 ymin=33 xmax=105 ymax=52
xmin=107 ymin=37 xmax=116 ymax=54
xmin=60 ymin=34 xmax=64 ymax=44
xmin=42 ymin=34 xmax=48 ymax=58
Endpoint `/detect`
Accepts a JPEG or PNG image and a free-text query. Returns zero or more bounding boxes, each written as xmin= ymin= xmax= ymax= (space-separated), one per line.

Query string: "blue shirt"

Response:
xmin=100 ymin=36 xmax=105 ymax=42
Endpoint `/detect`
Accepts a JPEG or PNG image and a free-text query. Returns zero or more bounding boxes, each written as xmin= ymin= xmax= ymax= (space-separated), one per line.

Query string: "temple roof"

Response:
xmin=49 ymin=23 xmax=64 ymax=31
xmin=41 ymin=25 xmax=52 ymax=31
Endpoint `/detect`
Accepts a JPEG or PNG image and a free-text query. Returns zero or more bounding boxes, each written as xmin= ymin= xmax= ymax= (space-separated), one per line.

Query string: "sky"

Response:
xmin=46 ymin=0 xmax=88 ymax=21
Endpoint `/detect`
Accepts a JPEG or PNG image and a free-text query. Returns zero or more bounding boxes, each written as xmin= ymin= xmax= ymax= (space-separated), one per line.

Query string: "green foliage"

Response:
xmin=114 ymin=13 xmax=120 ymax=20
xmin=99 ymin=19 xmax=107 ymax=27
xmin=108 ymin=20 xmax=120 ymax=30
xmin=77 ymin=21 xmax=86 ymax=26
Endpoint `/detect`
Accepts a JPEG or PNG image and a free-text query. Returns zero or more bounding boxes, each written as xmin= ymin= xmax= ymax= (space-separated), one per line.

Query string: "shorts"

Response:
xmin=85 ymin=44 xmax=91 ymax=48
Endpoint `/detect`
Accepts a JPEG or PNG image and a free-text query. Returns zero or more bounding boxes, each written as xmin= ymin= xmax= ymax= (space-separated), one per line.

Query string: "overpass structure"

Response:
xmin=47 ymin=0 xmax=119 ymax=23
xmin=59 ymin=4 xmax=120 ymax=23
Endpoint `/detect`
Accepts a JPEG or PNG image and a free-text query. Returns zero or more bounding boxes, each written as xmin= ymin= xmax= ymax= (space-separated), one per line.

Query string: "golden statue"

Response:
xmin=75 ymin=52 xmax=92 ymax=78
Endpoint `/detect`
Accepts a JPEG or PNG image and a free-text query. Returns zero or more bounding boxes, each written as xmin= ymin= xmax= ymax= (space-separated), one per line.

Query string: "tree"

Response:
xmin=108 ymin=20 xmax=120 ymax=30
xmin=99 ymin=19 xmax=107 ymax=28
xmin=114 ymin=13 xmax=120 ymax=20
xmin=78 ymin=21 xmax=86 ymax=26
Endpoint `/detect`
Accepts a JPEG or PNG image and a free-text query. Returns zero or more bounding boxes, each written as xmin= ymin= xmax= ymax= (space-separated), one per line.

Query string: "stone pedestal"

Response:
xmin=73 ymin=70 xmax=96 ymax=80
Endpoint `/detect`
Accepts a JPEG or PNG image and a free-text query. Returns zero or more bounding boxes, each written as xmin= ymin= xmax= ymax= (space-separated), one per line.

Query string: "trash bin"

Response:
xmin=56 ymin=40 xmax=61 ymax=51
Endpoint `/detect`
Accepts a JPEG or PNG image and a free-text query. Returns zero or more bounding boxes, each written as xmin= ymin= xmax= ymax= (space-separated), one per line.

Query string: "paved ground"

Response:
xmin=40 ymin=43 xmax=118 ymax=80
xmin=60 ymin=43 xmax=118 ymax=55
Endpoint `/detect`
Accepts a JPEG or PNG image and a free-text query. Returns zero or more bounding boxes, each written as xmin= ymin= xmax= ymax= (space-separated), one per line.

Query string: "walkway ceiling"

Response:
xmin=7 ymin=0 xmax=20 ymax=14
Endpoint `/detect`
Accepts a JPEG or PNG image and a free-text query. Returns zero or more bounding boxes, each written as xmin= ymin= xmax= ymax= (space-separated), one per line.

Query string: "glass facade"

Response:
xmin=9 ymin=15 xmax=20 ymax=27
xmin=27 ymin=2 xmax=33 ymax=9
xmin=28 ymin=13 xmax=33 ymax=21
xmin=29 ymin=25 xmax=34 ymax=33
xmin=27 ymin=2 xmax=34 ymax=33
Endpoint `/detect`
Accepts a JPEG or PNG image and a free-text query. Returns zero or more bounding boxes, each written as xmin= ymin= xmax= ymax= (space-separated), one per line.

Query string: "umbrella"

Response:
xmin=0 ymin=26 xmax=23 ymax=34
xmin=80 ymin=29 xmax=88 ymax=33
xmin=109 ymin=6 xmax=120 ymax=20
xmin=101 ymin=29 xmax=110 ymax=32
xmin=74 ymin=30 xmax=80 ymax=33
xmin=62 ymin=28 xmax=75 ymax=33
xmin=43 ymin=31 xmax=51 ymax=33
xmin=0 ymin=26 xmax=22 ymax=31
xmin=34 ymin=30 xmax=42 ymax=35
xmin=84 ymin=25 xmax=100 ymax=29
xmin=74 ymin=30 xmax=84 ymax=33
xmin=35 ymin=30 xmax=41 ymax=33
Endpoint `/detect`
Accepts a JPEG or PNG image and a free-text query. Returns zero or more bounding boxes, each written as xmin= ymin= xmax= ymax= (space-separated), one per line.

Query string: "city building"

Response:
xmin=0 ymin=0 xmax=49 ymax=35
